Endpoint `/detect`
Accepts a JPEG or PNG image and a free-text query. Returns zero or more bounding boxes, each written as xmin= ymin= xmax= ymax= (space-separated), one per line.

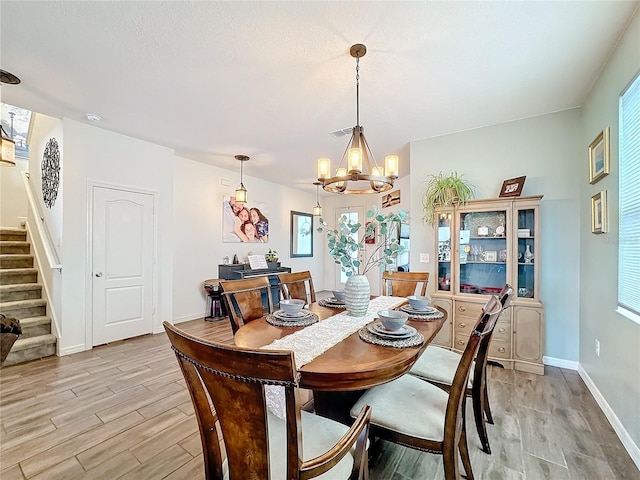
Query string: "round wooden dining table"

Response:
xmin=234 ymin=300 xmax=446 ymax=421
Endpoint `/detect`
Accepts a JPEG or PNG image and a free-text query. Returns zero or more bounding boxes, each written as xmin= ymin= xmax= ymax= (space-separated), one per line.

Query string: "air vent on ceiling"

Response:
xmin=329 ymin=127 xmax=353 ymax=138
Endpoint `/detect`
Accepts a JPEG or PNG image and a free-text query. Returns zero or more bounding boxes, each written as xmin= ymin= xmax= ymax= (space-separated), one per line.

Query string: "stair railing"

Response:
xmin=21 ymin=171 xmax=61 ymax=270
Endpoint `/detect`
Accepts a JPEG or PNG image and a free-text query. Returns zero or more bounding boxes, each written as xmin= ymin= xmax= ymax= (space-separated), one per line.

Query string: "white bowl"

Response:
xmin=332 ymin=290 xmax=347 ymax=301
xmin=407 ymin=295 xmax=430 ymax=310
xmin=280 ymin=299 xmax=305 ymax=315
xmin=377 ymin=310 xmax=409 ymax=332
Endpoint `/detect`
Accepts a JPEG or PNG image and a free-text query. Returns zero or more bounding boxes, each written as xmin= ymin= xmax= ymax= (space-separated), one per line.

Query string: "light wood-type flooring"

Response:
xmin=1 ymin=317 xmax=638 ymax=480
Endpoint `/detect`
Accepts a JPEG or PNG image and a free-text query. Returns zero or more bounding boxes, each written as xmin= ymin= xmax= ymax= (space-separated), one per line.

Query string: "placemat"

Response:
xmin=358 ymin=326 xmax=424 ymax=348
xmin=318 ymin=298 xmax=345 ymax=308
xmin=266 ymin=312 xmax=319 ymax=327
xmin=399 ymin=305 xmax=445 ymax=321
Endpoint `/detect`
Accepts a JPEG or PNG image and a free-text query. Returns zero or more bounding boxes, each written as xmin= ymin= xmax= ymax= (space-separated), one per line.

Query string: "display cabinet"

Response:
xmin=432 ymin=195 xmax=544 ymax=374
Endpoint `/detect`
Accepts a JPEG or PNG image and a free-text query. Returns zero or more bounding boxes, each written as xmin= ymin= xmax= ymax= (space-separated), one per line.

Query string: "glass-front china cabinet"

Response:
xmin=432 ymin=196 xmax=544 ymax=375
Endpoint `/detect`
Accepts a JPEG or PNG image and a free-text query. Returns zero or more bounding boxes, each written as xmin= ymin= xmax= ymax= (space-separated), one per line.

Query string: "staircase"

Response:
xmin=0 ymin=228 xmax=57 ymax=366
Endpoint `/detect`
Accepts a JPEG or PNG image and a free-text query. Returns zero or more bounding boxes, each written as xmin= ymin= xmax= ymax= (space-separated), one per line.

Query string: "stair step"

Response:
xmin=0 ymin=241 xmax=30 ymax=254
xmin=16 ymin=316 xmax=52 ymax=339
xmin=0 ymin=299 xmax=46 ymax=320
xmin=1 ymin=334 xmax=57 ymax=367
xmin=0 ymin=283 xmax=42 ymax=302
xmin=0 ymin=268 xmax=38 ymax=285
xmin=0 ymin=228 xmax=27 ymax=242
xmin=0 ymin=254 xmax=34 ymax=269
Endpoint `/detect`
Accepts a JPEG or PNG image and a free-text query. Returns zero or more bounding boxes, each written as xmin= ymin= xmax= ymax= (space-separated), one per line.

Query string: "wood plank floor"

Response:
xmin=1 ymin=317 xmax=638 ymax=480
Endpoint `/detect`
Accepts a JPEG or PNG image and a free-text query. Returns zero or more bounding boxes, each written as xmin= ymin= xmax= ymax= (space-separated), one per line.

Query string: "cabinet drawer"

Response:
xmin=455 ymin=301 xmax=484 ymax=319
xmin=454 ymin=317 xmax=476 ymax=335
xmin=453 ymin=333 xmax=470 ymax=352
xmin=488 ymin=340 xmax=511 ymax=359
xmin=493 ymin=320 xmax=511 ymax=341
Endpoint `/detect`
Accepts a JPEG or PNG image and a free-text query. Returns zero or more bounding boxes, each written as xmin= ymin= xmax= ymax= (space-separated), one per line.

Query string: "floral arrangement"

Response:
xmin=318 ymin=207 xmax=407 ymax=277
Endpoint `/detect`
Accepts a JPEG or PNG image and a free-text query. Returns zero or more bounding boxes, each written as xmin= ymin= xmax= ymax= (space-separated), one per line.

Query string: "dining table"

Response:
xmin=234 ymin=296 xmax=447 ymax=424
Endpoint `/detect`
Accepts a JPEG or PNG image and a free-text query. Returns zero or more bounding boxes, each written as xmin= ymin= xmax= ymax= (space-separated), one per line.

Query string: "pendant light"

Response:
xmin=1 ymin=126 xmax=16 ymax=167
xmin=317 ymin=44 xmax=399 ymax=194
xmin=313 ymin=181 xmax=323 ymax=216
xmin=234 ymin=155 xmax=249 ymax=205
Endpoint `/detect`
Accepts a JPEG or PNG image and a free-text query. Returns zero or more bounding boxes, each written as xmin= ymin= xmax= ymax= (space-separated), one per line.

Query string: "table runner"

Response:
xmin=263 ymin=296 xmax=405 ymax=418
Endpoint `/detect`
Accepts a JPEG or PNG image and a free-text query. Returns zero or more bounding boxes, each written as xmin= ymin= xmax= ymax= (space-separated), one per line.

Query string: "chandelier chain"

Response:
xmin=355 ymin=55 xmax=360 ymax=127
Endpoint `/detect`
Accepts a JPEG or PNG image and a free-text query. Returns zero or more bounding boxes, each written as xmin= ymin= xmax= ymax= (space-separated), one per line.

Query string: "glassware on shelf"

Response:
xmin=523 ymin=244 xmax=534 ymax=263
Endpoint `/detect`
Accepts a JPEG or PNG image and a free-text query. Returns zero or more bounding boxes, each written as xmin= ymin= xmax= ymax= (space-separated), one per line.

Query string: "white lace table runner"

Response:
xmin=263 ymin=296 xmax=405 ymax=418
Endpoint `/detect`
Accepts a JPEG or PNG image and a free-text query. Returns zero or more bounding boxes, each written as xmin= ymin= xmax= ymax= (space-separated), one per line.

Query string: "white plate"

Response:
xmin=401 ymin=305 xmax=438 ymax=315
xmin=367 ymin=322 xmax=416 ymax=339
xmin=274 ymin=310 xmax=312 ymax=321
xmin=325 ymin=297 xmax=346 ymax=304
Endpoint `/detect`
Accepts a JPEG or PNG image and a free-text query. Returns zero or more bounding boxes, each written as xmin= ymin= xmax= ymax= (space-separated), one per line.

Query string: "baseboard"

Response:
xmin=60 ymin=343 xmax=87 ymax=356
xmin=173 ymin=314 xmax=204 ymax=325
xmin=543 ymin=355 xmax=579 ymax=370
xmin=578 ymin=364 xmax=640 ymax=471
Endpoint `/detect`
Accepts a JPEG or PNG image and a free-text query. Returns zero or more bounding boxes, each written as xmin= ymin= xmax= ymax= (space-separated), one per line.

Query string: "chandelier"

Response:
xmin=312 ymin=181 xmax=323 ymax=216
xmin=317 ymin=44 xmax=399 ymax=194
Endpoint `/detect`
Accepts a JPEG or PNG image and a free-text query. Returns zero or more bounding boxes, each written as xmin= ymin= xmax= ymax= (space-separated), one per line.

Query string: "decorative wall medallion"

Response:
xmin=42 ymin=138 xmax=60 ymax=208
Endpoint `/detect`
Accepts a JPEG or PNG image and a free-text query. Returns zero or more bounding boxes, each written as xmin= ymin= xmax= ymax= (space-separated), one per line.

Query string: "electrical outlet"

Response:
xmin=420 ymin=253 xmax=430 ymax=263
xmin=595 ymin=339 xmax=600 ymax=357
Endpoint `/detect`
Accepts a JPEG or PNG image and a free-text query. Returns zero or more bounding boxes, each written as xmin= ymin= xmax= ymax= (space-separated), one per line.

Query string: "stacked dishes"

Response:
xmin=401 ymin=295 xmax=438 ymax=315
xmin=318 ymin=295 xmax=346 ymax=308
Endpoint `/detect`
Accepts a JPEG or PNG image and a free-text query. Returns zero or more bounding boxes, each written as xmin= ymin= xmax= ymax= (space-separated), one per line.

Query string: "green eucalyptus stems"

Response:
xmin=318 ymin=207 xmax=407 ymax=277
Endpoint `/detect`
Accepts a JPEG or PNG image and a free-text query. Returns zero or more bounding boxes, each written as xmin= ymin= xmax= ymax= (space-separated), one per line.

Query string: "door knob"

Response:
xmin=95 ymin=272 xmax=103 ymax=277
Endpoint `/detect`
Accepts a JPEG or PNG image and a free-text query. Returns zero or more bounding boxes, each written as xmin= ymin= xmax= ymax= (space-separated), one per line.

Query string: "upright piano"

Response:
xmin=218 ymin=263 xmax=292 ymax=308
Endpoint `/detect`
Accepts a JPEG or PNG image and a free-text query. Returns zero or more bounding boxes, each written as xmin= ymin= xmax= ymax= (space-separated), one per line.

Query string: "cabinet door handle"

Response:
xmin=458 ymin=306 xmax=466 ymax=312
xmin=458 ymin=322 xmax=466 ymax=328
xmin=95 ymin=272 xmax=103 ymax=277
xmin=498 ymin=347 xmax=506 ymax=353
xmin=458 ymin=340 xmax=465 ymax=345
xmin=498 ymin=328 xmax=506 ymax=334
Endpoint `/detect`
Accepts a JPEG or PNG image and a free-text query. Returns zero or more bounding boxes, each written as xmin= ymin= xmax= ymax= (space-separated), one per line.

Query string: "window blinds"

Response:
xmin=619 ymin=73 xmax=640 ymax=318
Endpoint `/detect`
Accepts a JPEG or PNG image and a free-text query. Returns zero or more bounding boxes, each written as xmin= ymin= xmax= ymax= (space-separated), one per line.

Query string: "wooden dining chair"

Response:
xmin=278 ymin=270 xmax=317 ymax=304
xmin=381 ymin=271 xmax=429 ymax=297
xmin=350 ymin=296 xmax=503 ymax=480
xmin=164 ymin=321 xmax=372 ymax=480
xmin=408 ymin=285 xmax=514 ymax=454
xmin=220 ymin=277 xmax=274 ymax=334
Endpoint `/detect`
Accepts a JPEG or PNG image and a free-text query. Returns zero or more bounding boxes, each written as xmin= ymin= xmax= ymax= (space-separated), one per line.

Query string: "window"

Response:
xmin=1 ymin=103 xmax=32 ymax=159
xmin=618 ymin=73 xmax=640 ymax=324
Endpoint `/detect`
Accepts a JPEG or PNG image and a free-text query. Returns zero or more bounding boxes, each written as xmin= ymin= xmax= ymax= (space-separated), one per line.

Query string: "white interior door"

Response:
xmin=92 ymin=186 xmax=154 ymax=346
xmin=335 ymin=206 xmax=364 ymax=288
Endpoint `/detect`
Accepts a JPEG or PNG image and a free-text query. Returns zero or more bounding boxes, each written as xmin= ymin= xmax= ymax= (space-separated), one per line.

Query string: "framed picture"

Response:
xmin=498 ymin=176 xmax=526 ymax=197
xmin=588 ymin=127 xmax=610 ymax=184
xmin=382 ymin=190 xmax=401 ymax=208
xmin=591 ymin=190 xmax=607 ymax=234
xmin=364 ymin=221 xmax=376 ymax=244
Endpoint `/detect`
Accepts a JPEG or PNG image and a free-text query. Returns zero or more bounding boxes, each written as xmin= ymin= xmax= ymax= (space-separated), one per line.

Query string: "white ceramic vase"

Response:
xmin=345 ymin=274 xmax=370 ymax=317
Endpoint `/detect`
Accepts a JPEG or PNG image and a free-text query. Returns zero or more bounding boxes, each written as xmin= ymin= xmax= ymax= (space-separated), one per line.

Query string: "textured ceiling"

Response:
xmin=1 ymin=1 xmax=637 ymax=193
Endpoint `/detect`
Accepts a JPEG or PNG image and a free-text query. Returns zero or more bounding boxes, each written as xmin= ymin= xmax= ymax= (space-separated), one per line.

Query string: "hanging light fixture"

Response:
xmin=317 ymin=44 xmax=399 ymax=194
xmin=234 ymin=154 xmax=249 ymax=205
xmin=313 ymin=181 xmax=323 ymax=216
xmin=1 ymin=125 xmax=16 ymax=167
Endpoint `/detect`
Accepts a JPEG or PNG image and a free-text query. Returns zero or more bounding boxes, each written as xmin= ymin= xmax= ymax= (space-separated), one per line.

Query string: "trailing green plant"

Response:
xmin=317 ymin=207 xmax=407 ymax=277
xmin=422 ymin=171 xmax=475 ymax=224
xmin=265 ymin=249 xmax=278 ymax=262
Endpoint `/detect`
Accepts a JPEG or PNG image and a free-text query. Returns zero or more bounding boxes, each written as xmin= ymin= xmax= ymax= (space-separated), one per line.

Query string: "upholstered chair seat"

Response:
xmin=350 ymin=375 xmax=449 ymax=442
xmin=411 ymin=346 xmax=474 ymax=388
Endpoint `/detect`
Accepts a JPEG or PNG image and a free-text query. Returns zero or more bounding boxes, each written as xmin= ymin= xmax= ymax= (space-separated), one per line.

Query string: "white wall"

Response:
xmin=409 ymin=109 xmax=583 ymax=363
xmin=0 ymin=156 xmax=28 ymax=228
xmin=172 ymin=156 xmax=322 ymax=322
xmin=29 ymin=112 xmax=64 ymax=254
xmin=60 ymin=119 xmax=174 ymax=353
xmin=579 ymin=8 xmax=640 ymax=452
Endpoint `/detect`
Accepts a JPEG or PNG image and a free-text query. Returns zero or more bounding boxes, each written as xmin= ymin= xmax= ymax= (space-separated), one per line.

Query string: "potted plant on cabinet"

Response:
xmin=422 ymin=171 xmax=475 ymax=224
xmin=318 ymin=207 xmax=407 ymax=317
xmin=265 ymin=249 xmax=279 ymax=263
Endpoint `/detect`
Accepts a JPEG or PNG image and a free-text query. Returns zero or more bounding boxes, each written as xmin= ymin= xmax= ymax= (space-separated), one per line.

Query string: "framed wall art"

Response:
xmin=290 ymin=211 xmax=313 ymax=257
xmin=588 ymin=127 xmax=610 ymax=184
xmin=591 ymin=190 xmax=607 ymax=234
xmin=498 ymin=176 xmax=526 ymax=198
